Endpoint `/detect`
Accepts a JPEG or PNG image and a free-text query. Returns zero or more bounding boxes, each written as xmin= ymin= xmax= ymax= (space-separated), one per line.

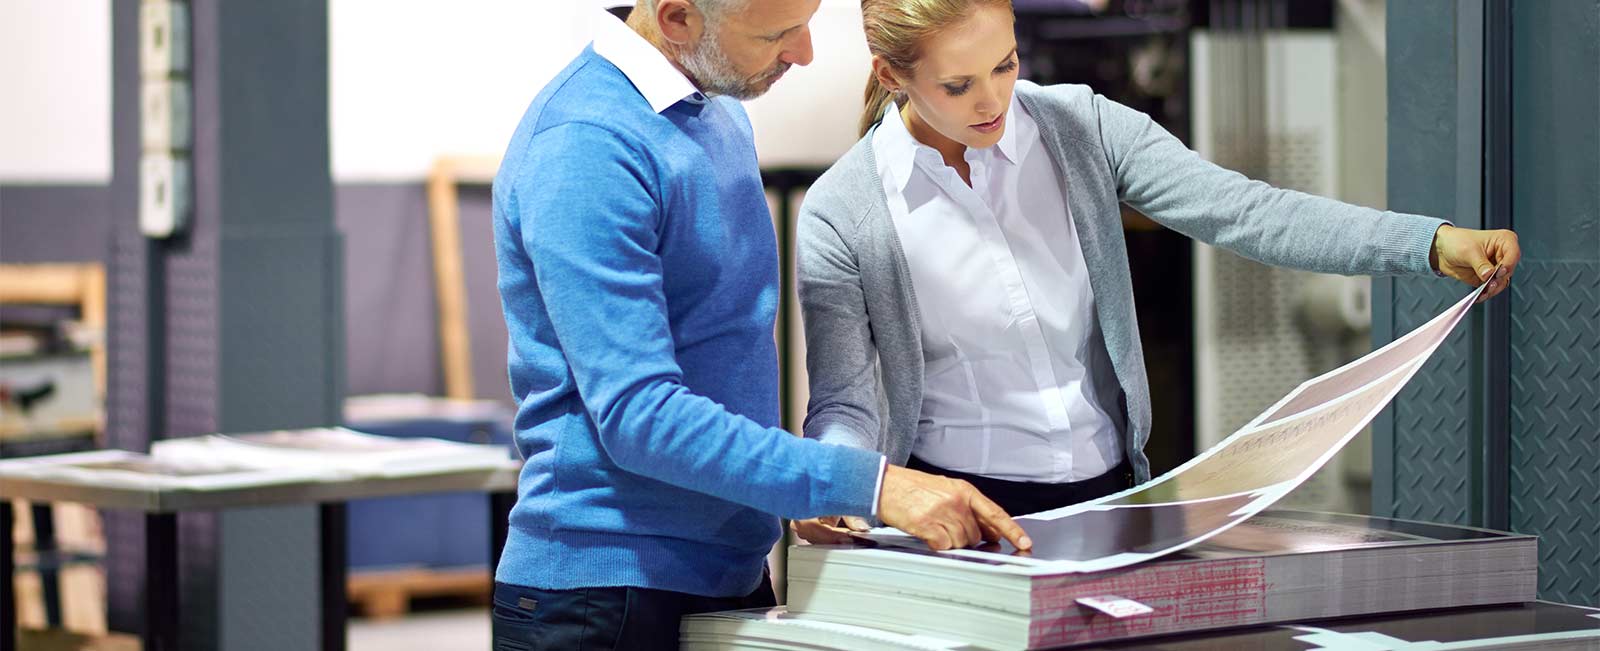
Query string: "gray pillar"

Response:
xmin=1379 ymin=0 xmax=1599 ymax=607
xmin=1504 ymin=0 xmax=1599 ymax=609
xmin=105 ymin=0 xmax=157 ymax=635
xmin=106 ymin=1 xmax=343 ymax=648
xmin=1375 ymin=0 xmax=1485 ymax=526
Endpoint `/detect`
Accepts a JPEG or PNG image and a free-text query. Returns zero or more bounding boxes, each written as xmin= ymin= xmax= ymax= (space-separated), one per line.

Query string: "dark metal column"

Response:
xmin=1477 ymin=0 xmax=1513 ymax=533
xmin=102 ymin=0 xmax=342 ymax=648
xmin=3 ymin=500 xmax=15 ymax=650
xmin=104 ymin=0 xmax=165 ymax=637
xmin=173 ymin=2 xmax=342 ymax=649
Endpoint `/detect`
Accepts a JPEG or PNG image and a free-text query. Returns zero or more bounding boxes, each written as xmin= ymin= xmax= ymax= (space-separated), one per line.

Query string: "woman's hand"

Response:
xmin=1430 ymin=224 xmax=1521 ymax=302
xmin=791 ymin=516 xmax=872 ymax=545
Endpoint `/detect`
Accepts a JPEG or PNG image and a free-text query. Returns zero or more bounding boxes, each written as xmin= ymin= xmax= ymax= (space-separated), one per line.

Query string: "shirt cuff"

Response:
xmin=870 ymin=455 xmax=887 ymax=517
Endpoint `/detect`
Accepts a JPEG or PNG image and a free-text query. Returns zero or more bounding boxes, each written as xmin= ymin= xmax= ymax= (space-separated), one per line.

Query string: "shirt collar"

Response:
xmin=872 ymin=101 xmax=923 ymax=194
xmin=592 ymin=15 xmax=704 ymax=113
xmin=993 ymin=94 xmax=1032 ymax=165
xmin=872 ymin=95 xmax=1033 ymax=192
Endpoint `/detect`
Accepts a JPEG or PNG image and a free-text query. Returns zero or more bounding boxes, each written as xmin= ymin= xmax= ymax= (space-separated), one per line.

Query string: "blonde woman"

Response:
xmin=792 ymin=0 xmax=1520 ymax=544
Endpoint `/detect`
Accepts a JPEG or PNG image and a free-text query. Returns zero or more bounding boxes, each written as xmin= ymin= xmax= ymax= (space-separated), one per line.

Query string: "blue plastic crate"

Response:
xmin=343 ymin=414 xmax=514 ymax=571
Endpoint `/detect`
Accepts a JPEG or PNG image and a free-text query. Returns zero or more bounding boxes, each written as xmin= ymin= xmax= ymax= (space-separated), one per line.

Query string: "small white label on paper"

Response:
xmin=1076 ymin=595 xmax=1153 ymax=619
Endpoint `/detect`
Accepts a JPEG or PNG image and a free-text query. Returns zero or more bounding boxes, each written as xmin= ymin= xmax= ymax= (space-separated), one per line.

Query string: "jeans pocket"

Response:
xmin=492 ymin=583 xmax=633 ymax=650
xmin=491 ymin=584 xmax=542 ymax=650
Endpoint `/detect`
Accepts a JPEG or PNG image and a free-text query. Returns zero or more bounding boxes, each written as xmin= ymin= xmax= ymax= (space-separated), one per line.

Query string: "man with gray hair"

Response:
xmin=490 ymin=1 xmax=1031 ymax=648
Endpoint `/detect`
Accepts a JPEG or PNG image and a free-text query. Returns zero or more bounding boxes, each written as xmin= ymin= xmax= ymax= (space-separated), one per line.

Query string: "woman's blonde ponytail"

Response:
xmin=860 ymin=71 xmax=897 ymax=136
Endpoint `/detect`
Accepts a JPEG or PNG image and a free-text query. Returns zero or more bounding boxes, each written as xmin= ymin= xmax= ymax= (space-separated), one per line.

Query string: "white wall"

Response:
xmin=328 ymin=0 xmax=601 ymax=182
xmin=331 ymin=0 xmax=870 ymax=181
xmin=0 ymin=0 xmax=875 ymax=184
xmin=0 ymin=0 xmax=111 ymax=183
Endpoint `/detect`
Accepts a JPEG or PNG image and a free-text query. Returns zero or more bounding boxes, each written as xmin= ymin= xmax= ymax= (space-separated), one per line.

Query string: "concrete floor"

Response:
xmin=349 ymin=608 xmax=490 ymax=651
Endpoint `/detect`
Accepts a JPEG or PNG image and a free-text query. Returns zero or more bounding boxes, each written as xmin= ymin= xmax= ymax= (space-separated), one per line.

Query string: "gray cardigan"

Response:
xmin=795 ymin=81 xmax=1445 ymax=485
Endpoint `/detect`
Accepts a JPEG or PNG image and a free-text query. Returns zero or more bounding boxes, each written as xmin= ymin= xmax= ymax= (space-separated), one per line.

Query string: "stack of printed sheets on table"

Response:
xmin=691 ymin=277 xmax=1543 ymax=650
xmin=682 ymin=600 xmax=1600 ymax=651
xmin=780 ymin=510 xmax=1539 ymax=649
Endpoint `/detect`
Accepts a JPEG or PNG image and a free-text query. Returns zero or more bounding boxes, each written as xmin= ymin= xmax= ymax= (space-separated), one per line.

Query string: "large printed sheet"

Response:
xmin=859 ymin=278 xmax=1490 ymax=573
xmin=0 ymin=449 xmax=331 ymax=491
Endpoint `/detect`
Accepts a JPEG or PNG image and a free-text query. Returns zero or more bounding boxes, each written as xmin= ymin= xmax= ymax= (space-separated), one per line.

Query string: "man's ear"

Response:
xmin=655 ymin=0 xmax=706 ymax=46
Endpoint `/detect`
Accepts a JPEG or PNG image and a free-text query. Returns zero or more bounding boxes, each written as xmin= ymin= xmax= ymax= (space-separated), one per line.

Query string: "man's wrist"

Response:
xmin=1430 ymin=223 xmax=1452 ymax=277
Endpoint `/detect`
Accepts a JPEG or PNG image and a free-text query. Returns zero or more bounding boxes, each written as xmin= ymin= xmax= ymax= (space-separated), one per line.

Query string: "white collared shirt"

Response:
xmin=873 ymin=98 xmax=1124 ymax=483
xmin=592 ymin=14 xmax=889 ymax=512
xmin=591 ymin=14 xmax=705 ymax=112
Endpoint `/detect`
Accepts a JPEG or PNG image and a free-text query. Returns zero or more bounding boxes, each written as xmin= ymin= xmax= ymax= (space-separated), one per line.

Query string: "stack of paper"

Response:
xmin=686 ymin=600 xmax=1599 ymax=651
xmin=785 ymin=510 xmax=1538 ymax=649
xmin=681 ymin=608 xmax=980 ymax=651
xmin=150 ymin=426 xmax=514 ymax=479
xmin=1086 ymin=600 xmax=1600 ymax=650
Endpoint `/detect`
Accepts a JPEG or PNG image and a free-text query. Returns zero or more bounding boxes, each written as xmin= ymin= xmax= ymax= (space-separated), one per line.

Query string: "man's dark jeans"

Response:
xmin=491 ymin=570 xmax=776 ymax=650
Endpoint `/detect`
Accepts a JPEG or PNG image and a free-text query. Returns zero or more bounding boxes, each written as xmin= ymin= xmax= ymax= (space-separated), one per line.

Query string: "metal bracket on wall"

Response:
xmin=138 ymin=1 xmax=192 ymax=239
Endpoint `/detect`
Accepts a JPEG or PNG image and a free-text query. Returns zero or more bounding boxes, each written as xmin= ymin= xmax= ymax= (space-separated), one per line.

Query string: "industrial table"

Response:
xmin=0 ymin=452 xmax=520 ymax=651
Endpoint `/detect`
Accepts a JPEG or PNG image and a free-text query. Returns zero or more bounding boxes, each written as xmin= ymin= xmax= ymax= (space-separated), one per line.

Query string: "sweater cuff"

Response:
xmin=1381 ymin=213 xmax=1450 ymax=276
xmin=810 ymin=442 xmax=885 ymax=518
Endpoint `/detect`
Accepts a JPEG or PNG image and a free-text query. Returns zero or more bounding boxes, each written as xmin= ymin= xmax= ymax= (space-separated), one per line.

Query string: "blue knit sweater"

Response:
xmin=491 ymin=46 xmax=882 ymax=597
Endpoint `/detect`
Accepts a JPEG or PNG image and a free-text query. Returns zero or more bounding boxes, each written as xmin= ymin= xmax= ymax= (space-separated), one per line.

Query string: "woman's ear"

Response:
xmin=871 ymin=56 xmax=905 ymax=94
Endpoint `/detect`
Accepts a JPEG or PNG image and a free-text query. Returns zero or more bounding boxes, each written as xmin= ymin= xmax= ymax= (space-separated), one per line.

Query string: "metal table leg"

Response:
xmin=3 ymin=500 xmax=16 ymax=651
xmin=31 ymin=502 xmax=63 ymax=627
xmin=321 ymin=502 xmax=348 ymax=651
xmin=145 ymin=512 xmax=179 ymax=651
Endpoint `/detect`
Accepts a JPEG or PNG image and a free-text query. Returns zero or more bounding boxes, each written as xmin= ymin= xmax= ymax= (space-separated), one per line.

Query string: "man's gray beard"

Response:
xmin=680 ymin=27 xmax=787 ymax=100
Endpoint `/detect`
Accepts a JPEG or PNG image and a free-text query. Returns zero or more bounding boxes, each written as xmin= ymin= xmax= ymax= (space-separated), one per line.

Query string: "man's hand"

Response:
xmin=1430 ymin=225 xmax=1521 ymax=302
xmin=876 ymin=465 xmax=1033 ymax=552
xmin=791 ymin=515 xmax=872 ymax=545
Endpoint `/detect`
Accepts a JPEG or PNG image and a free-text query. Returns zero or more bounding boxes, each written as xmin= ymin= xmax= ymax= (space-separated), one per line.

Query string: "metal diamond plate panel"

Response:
xmin=164 ymin=212 xmax=220 ymax=438
xmin=105 ymin=194 xmax=151 ymax=635
xmin=1509 ymin=262 xmax=1600 ymax=607
xmin=1389 ymin=277 xmax=1474 ymax=525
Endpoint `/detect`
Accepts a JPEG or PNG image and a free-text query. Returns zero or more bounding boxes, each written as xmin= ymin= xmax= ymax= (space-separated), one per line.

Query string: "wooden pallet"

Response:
xmin=16 ymin=628 xmax=140 ymax=651
xmin=347 ymin=567 xmax=491 ymax=620
xmin=13 ymin=565 xmax=109 ymax=636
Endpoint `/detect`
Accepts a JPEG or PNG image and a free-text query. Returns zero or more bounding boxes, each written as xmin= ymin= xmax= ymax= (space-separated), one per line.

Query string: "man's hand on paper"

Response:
xmin=876 ymin=465 xmax=1033 ymax=552
xmin=791 ymin=515 xmax=872 ymax=545
xmin=1430 ymin=225 xmax=1521 ymax=302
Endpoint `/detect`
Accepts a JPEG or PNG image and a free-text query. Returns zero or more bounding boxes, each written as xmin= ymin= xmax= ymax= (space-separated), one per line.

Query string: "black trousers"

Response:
xmin=491 ymin=569 xmax=776 ymax=651
xmin=907 ymin=456 xmax=1134 ymax=516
